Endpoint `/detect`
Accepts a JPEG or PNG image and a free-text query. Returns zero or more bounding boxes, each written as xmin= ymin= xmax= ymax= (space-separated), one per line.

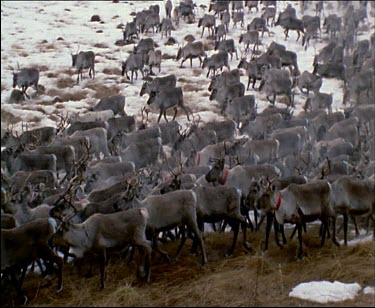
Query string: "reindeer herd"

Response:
xmin=1 ymin=0 xmax=375 ymax=305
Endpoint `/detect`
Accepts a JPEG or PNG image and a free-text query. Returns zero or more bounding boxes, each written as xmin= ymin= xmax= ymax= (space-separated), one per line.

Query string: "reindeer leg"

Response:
xmin=182 ymin=105 xmax=190 ymax=121
xmin=153 ymin=232 xmax=172 ymax=263
xmin=351 ymin=215 xmax=360 ymax=236
xmin=99 ymin=249 xmax=106 ymax=289
xmin=137 ymin=240 xmax=152 ymax=283
xmin=320 ymin=219 xmax=328 ymax=247
xmin=247 ymin=77 xmax=251 ymax=91
xmin=331 ymin=216 xmax=340 ymax=247
xmin=164 ymin=109 xmax=169 ymax=122
xmin=39 ymin=246 xmax=63 ymax=292
xmin=264 ymin=212 xmax=273 ymax=251
xmin=172 ymin=106 xmax=178 ymax=121
xmin=17 ymin=265 xmax=28 ymax=290
xmin=256 ymin=212 xmax=266 ymax=232
xmin=274 ymin=219 xmax=285 ymax=248
xmin=10 ymin=270 xmax=28 ymax=305
xmin=297 ymin=223 xmax=304 ymax=260
xmin=225 ymin=219 xmax=240 ymax=257
xmin=343 ymin=213 xmax=349 ymax=246
xmin=173 ymin=225 xmax=186 ymax=264
xmin=157 ymin=109 xmax=163 ymax=123
xmin=191 ymin=217 xmax=203 ymax=254
xmin=188 ymin=221 xmax=207 ymax=265
xmin=23 ymin=85 xmax=30 ymax=99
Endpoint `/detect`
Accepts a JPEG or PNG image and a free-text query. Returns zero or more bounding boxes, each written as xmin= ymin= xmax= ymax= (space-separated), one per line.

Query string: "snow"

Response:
xmin=289 ymin=280 xmax=362 ymax=303
xmin=363 ymin=286 xmax=375 ymax=295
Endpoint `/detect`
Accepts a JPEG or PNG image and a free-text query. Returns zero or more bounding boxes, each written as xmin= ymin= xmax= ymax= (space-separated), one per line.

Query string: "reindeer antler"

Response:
xmin=56 ymin=112 xmax=70 ymax=134
xmin=74 ymin=139 xmax=92 ymax=177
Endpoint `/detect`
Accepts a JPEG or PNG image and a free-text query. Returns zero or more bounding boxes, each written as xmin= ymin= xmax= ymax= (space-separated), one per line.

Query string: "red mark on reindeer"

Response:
xmin=275 ymin=192 xmax=282 ymax=210
xmin=219 ymin=169 xmax=229 ymax=185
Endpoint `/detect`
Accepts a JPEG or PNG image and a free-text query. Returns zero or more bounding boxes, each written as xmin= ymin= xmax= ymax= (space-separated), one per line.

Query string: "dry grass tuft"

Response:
xmin=11 ymin=43 xmax=23 ymax=50
xmin=193 ymin=68 xmax=203 ymax=76
xmin=162 ymin=53 xmax=175 ymax=60
xmin=183 ymin=84 xmax=202 ymax=92
xmin=32 ymin=64 xmax=49 ymax=72
xmin=47 ymin=72 xmax=59 ymax=78
xmin=93 ymin=43 xmax=109 ymax=49
xmin=44 ymin=43 xmax=56 ymax=50
xmin=1 ymin=109 xmax=22 ymax=124
xmin=85 ymin=83 xmax=122 ymax=99
xmin=55 ymin=68 xmax=76 ymax=77
xmin=102 ymin=67 xmax=122 ymax=75
xmin=177 ymin=77 xmax=189 ymax=83
xmin=56 ymin=76 xmax=75 ymax=89
xmin=1 ymin=83 xmax=7 ymax=92
xmin=46 ymin=88 xmax=88 ymax=102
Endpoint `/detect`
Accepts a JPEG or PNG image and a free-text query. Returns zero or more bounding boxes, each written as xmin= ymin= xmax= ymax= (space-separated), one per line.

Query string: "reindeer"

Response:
xmin=50 ymin=205 xmax=152 ymax=289
xmin=1 ymin=218 xmax=63 ymax=305
xmin=330 ymin=176 xmax=375 ymax=246
xmin=10 ymin=63 xmax=39 ymax=99
xmin=121 ymin=178 xmax=208 ymax=265
xmin=258 ymin=178 xmax=339 ymax=259
xmin=70 ymin=48 xmax=95 ymax=84
xmin=160 ymin=175 xmax=253 ymax=257
xmin=147 ymin=87 xmax=191 ymax=123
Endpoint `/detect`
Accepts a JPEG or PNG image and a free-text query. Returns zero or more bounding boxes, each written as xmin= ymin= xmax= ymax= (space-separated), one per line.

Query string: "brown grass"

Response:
xmin=93 ymin=43 xmax=109 ymax=49
xmin=162 ymin=53 xmax=176 ymax=60
xmin=32 ymin=64 xmax=49 ymax=72
xmin=193 ymin=68 xmax=204 ymax=76
xmin=46 ymin=88 xmax=88 ymax=102
xmin=2 ymin=225 xmax=373 ymax=307
xmin=56 ymin=77 xmax=75 ymax=89
xmin=1 ymin=109 xmax=22 ymax=124
xmin=1 ymin=82 xmax=7 ymax=92
xmin=183 ymin=84 xmax=202 ymax=92
xmin=44 ymin=43 xmax=56 ymax=50
xmin=102 ymin=67 xmax=122 ymax=75
xmin=85 ymin=83 xmax=122 ymax=99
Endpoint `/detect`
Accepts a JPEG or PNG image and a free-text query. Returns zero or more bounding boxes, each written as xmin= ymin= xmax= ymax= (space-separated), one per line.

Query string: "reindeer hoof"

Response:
xmin=243 ymin=242 xmax=253 ymax=252
xmin=225 ymin=250 xmax=233 ymax=258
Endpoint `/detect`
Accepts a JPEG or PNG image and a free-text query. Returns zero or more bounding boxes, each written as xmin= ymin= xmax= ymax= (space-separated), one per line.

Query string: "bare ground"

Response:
xmin=1 ymin=224 xmax=374 ymax=307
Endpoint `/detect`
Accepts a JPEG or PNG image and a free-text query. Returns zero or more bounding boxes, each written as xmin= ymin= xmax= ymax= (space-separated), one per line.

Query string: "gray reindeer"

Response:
xmin=10 ymin=63 xmax=39 ymax=99
xmin=71 ymin=48 xmax=95 ymax=84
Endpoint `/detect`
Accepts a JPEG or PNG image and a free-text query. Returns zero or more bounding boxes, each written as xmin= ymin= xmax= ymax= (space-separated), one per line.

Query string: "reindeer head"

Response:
xmin=10 ymin=62 xmax=21 ymax=88
xmin=205 ymin=156 xmax=225 ymax=185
